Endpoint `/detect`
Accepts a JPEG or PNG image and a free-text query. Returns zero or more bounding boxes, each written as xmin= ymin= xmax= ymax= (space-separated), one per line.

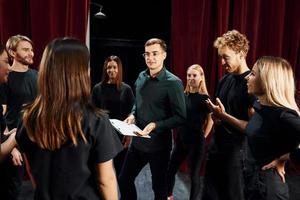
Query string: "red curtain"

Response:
xmin=171 ymin=0 xmax=300 ymax=174
xmin=171 ymin=0 xmax=300 ymax=97
xmin=0 ymin=0 xmax=89 ymax=69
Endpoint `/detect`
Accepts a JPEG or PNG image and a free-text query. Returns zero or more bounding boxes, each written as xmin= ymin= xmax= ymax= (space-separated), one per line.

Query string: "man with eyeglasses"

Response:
xmin=118 ymin=38 xmax=186 ymax=200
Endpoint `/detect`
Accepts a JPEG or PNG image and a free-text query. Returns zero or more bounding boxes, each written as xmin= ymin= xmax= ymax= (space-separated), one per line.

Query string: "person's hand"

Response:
xmin=3 ymin=128 xmax=17 ymax=136
xmin=206 ymin=98 xmax=226 ymax=120
xmin=124 ymin=115 xmax=135 ymax=124
xmin=262 ymin=159 xmax=286 ymax=183
xmin=134 ymin=122 xmax=156 ymax=137
xmin=122 ymin=136 xmax=132 ymax=148
xmin=11 ymin=148 xmax=23 ymax=166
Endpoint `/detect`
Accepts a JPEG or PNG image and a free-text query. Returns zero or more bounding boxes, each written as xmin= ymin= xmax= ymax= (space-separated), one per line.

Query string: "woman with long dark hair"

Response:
xmin=3 ymin=38 xmax=122 ymax=200
xmin=92 ymin=55 xmax=134 ymax=176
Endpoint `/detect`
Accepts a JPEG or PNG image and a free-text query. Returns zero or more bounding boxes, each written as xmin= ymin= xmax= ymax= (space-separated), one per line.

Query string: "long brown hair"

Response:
xmin=23 ymin=38 xmax=93 ymax=150
xmin=101 ymin=55 xmax=123 ymax=89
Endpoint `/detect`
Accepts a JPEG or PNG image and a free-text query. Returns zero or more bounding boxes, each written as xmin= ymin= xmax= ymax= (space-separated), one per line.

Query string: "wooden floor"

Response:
xmin=19 ymin=164 xmax=191 ymax=200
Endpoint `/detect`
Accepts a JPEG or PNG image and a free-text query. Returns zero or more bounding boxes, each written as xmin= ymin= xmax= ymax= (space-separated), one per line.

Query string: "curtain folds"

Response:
xmin=171 ymin=0 xmax=300 ymax=97
xmin=0 ymin=0 xmax=89 ymax=69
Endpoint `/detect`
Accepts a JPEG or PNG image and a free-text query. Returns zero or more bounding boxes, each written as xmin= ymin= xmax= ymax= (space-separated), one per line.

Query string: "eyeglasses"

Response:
xmin=142 ymin=51 xmax=162 ymax=58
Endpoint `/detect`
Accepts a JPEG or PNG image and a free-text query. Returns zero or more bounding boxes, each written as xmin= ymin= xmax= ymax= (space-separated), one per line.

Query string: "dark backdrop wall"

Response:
xmin=90 ymin=0 xmax=171 ymax=88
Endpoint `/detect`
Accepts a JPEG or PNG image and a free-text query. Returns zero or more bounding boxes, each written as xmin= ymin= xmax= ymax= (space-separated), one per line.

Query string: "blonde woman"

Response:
xmin=166 ymin=64 xmax=213 ymax=200
xmin=208 ymin=56 xmax=300 ymax=199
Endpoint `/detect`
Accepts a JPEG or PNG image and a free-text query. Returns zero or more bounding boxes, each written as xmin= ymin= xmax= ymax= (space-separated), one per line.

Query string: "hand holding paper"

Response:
xmin=110 ymin=119 xmax=150 ymax=138
xmin=134 ymin=122 xmax=156 ymax=137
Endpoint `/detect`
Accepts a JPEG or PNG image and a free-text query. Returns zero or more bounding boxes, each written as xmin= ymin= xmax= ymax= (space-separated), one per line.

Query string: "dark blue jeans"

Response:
xmin=203 ymin=144 xmax=246 ymax=200
xmin=118 ymin=146 xmax=170 ymax=200
xmin=246 ymin=167 xmax=289 ymax=200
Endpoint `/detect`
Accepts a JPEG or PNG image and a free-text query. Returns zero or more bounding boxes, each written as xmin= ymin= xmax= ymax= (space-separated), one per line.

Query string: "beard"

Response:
xmin=15 ymin=52 xmax=34 ymax=65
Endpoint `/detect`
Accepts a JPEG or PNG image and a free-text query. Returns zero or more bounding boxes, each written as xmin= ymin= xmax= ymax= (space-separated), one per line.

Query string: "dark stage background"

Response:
xmin=89 ymin=0 xmax=171 ymax=88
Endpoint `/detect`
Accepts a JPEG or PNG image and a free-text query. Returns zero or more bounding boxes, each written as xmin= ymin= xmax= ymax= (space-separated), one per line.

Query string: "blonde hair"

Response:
xmin=6 ymin=34 xmax=33 ymax=52
xmin=214 ymin=30 xmax=249 ymax=55
xmin=185 ymin=64 xmax=209 ymax=95
xmin=256 ymin=56 xmax=299 ymax=114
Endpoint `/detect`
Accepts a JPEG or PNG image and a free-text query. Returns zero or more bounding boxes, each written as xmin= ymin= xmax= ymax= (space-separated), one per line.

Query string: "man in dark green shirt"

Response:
xmin=119 ymin=38 xmax=186 ymax=200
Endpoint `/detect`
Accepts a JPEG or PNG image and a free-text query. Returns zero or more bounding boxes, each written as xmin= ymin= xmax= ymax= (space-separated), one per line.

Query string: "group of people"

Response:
xmin=0 ymin=29 xmax=299 ymax=200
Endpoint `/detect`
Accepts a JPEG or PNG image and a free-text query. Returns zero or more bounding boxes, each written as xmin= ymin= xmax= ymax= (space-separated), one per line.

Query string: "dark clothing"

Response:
xmin=0 ymin=104 xmax=5 ymax=134
xmin=245 ymin=103 xmax=300 ymax=200
xmin=213 ymin=71 xmax=256 ymax=145
xmin=204 ymin=141 xmax=246 ymax=200
xmin=16 ymin=108 xmax=123 ymax=200
xmin=246 ymin=103 xmax=300 ymax=168
xmin=92 ymin=82 xmax=135 ymax=121
xmin=1 ymin=69 xmax=38 ymax=130
xmin=0 ymin=69 xmax=38 ymax=200
xmin=177 ymin=93 xmax=210 ymax=144
xmin=119 ymin=67 xmax=186 ymax=200
xmin=167 ymin=135 xmax=205 ymax=200
xmin=204 ymin=71 xmax=256 ymax=200
xmin=131 ymin=67 xmax=186 ymax=153
xmin=0 ymin=94 xmax=5 ymax=150
xmin=290 ymin=149 xmax=300 ymax=165
xmin=119 ymin=146 xmax=170 ymax=200
xmin=92 ymin=82 xmax=134 ymax=175
xmin=167 ymin=93 xmax=210 ymax=200
xmin=246 ymin=167 xmax=289 ymax=200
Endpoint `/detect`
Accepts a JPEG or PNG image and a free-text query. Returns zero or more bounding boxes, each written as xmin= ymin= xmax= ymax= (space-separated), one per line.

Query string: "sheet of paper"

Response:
xmin=109 ymin=119 xmax=151 ymax=138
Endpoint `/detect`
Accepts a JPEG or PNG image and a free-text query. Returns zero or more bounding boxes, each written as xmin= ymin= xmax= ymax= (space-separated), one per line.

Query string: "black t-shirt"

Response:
xmin=178 ymin=93 xmax=210 ymax=144
xmin=16 ymin=108 xmax=123 ymax=200
xmin=0 ymin=106 xmax=6 ymax=145
xmin=92 ymin=82 xmax=135 ymax=121
xmin=0 ymin=105 xmax=4 ymax=143
xmin=245 ymin=103 xmax=300 ymax=167
xmin=1 ymin=69 xmax=38 ymax=130
xmin=214 ymin=71 xmax=256 ymax=145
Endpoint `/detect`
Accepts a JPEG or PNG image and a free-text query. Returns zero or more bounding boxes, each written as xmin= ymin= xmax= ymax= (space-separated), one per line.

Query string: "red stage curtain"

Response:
xmin=171 ymin=0 xmax=300 ymax=96
xmin=0 ymin=0 xmax=89 ymax=69
xmin=171 ymin=0 xmax=300 ymax=173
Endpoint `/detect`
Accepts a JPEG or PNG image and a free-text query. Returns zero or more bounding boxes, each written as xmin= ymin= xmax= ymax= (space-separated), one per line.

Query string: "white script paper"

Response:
xmin=109 ymin=119 xmax=151 ymax=138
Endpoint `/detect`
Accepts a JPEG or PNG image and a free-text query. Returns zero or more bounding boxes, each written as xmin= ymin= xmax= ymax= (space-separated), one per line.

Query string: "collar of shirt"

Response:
xmin=143 ymin=66 xmax=166 ymax=81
